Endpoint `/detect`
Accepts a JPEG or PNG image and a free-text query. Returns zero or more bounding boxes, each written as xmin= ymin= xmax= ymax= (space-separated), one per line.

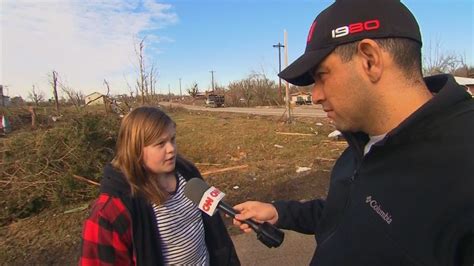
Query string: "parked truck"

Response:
xmin=205 ymin=94 xmax=225 ymax=107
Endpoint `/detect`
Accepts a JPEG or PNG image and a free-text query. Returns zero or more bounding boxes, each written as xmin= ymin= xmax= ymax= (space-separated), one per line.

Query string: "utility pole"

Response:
xmin=273 ymin=42 xmax=284 ymax=100
xmin=209 ymin=70 xmax=215 ymax=92
xmin=168 ymin=84 xmax=171 ymax=102
xmin=52 ymin=71 xmax=60 ymax=114
xmin=0 ymin=85 xmax=4 ymax=107
xmin=179 ymin=78 xmax=182 ymax=98
xmin=284 ymin=30 xmax=292 ymax=123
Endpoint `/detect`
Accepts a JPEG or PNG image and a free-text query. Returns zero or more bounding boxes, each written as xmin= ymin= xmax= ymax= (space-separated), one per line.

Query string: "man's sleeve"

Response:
xmin=272 ymin=199 xmax=325 ymax=234
xmin=79 ymin=195 xmax=133 ymax=266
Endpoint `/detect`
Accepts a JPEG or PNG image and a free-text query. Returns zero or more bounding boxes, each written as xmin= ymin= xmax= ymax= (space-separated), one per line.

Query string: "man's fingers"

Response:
xmin=233 ymin=203 xmax=245 ymax=211
xmin=233 ymin=218 xmax=254 ymax=233
xmin=239 ymin=223 xmax=252 ymax=232
xmin=233 ymin=219 xmax=248 ymax=228
xmin=233 ymin=204 xmax=248 ymax=220
xmin=232 ymin=201 xmax=270 ymax=233
xmin=234 ymin=210 xmax=256 ymax=221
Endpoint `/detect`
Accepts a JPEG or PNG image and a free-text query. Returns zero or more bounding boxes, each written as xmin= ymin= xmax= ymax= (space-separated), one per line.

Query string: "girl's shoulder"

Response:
xmin=81 ymin=194 xmax=134 ymax=264
xmin=88 ymin=193 xmax=131 ymax=226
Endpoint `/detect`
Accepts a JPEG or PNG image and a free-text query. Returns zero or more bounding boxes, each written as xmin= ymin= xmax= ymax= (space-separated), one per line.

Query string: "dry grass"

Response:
xmin=0 ymin=105 xmax=346 ymax=264
xmin=171 ymin=110 xmax=343 ymax=203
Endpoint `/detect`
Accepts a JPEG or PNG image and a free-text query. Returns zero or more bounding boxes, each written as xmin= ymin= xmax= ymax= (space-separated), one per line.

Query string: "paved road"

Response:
xmin=160 ymin=102 xmax=327 ymax=118
xmin=232 ymin=230 xmax=316 ymax=266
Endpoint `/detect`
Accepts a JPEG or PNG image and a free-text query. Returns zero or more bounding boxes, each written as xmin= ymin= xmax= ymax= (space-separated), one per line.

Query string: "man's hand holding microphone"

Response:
xmin=232 ymin=201 xmax=279 ymax=233
xmin=184 ymin=178 xmax=284 ymax=248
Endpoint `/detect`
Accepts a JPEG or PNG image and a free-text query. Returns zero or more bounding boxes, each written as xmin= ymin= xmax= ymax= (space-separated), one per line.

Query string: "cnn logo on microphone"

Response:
xmin=198 ymin=186 xmax=225 ymax=216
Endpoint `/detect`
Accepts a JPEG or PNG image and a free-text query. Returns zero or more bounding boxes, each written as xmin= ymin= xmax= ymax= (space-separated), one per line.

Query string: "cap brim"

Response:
xmin=278 ymin=47 xmax=335 ymax=86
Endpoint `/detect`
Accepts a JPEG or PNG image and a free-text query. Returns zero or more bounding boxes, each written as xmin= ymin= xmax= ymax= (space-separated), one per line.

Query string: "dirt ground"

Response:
xmin=0 ymin=107 xmax=345 ymax=264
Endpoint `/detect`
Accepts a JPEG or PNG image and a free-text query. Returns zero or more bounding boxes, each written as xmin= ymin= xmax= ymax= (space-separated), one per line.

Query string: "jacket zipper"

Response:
xmin=317 ymin=167 xmax=359 ymax=247
xmin=317 ymin=142 xmax=363 ymax=248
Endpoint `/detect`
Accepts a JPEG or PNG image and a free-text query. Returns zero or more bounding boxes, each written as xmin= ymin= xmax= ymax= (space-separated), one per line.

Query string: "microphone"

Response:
xmin=184 ymin=178 xmax=284 ymax=248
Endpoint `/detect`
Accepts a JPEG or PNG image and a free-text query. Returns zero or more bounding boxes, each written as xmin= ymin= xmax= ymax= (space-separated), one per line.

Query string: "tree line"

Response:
xmin=15 ymin=39 xmax=474 ymax=108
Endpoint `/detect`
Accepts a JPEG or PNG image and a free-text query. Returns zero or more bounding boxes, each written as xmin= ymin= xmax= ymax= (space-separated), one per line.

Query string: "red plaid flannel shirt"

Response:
xmin=79 ymin=194 xmax=135 ymax=265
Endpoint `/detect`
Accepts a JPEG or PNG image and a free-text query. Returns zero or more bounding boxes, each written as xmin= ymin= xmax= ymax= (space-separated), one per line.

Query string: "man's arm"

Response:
xmin=273 ymin=199 xmax=325 ymax=234
xmin=233 ymin=199 xmax=325 ymax=235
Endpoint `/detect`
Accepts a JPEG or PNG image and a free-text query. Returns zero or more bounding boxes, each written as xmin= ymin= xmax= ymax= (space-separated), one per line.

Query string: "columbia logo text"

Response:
xmin=365 ymin=196 xmax=392 ymax=224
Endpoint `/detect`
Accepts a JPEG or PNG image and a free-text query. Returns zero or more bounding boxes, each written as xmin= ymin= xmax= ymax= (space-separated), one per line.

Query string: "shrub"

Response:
xmin=0 ymin=112 xmax=120 ymax=225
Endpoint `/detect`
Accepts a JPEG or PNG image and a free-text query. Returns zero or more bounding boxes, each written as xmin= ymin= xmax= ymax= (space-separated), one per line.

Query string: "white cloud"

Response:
xmin=1 ymin=0 xmax=177 ymax=98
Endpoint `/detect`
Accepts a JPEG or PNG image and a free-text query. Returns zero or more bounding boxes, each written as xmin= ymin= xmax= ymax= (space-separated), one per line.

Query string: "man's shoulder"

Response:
xmin=451 ymin=97 xmax=474 ymax=116
xmin=425 ymin=97 xmax=474 ymax=135
xmin=442 ymin=99 xmax=474 ymax=134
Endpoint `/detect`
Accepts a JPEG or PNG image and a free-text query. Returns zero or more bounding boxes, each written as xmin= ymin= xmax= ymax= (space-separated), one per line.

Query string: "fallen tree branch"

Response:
xmin=64 ymin=204 xmax=89 ymax=214
xmin=201 ymin=165 xmax=248 ymax=176
xmin=195 ymin=163 xmax=223 ymax=166
xmin=315 ymin=157 xmax=336 ymax=162
xmin=276 ymin=132 xmax=315 ymax=136
xmin=73 ymin=174 xmax=100 ymax=186
xmin=321 ymin=140 xmax=347 ymax=144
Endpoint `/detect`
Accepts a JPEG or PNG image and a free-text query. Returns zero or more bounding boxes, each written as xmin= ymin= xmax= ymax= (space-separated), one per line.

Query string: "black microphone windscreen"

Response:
xmin=184 ymin=178 xmax=210 ymax=204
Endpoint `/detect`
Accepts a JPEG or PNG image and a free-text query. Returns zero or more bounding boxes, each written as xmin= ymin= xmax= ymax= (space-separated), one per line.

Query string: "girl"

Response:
xmin=79 ymin=106 xmax=239 ymax=265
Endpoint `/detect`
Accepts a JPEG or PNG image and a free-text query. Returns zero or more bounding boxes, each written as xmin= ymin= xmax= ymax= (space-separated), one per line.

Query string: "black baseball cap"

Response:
xmin=278 ymin=0 xmax=422 ymax=86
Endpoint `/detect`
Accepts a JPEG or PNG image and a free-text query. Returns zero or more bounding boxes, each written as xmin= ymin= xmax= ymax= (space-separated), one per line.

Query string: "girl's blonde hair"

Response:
xmin=112 ymin=106 xmax=176 ymax=205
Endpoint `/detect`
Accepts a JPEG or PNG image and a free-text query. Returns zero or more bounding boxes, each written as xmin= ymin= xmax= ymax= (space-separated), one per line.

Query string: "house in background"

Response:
xmin=195 ymin=91 xmax=206 ymax=99
xmin=85 ymin=92 xmax=105 ymax=105
xmin=289 ymin=92 xmax=312 ymax=105
xmin=2 ymin=96 xmax=11 ymax=107
xmin=0 ymin=85 xmax=11 ymax=107
xmin=454 ymin=76 xmax=474 ymax=95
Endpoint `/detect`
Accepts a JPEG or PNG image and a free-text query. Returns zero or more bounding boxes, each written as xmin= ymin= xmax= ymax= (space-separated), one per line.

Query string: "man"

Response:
xmin=233 ymin=0 xmax=474 ymax=265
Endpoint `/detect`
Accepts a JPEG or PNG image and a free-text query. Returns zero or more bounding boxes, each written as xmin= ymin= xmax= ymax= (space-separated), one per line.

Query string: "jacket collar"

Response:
xmin=100 ymin=163 xmax=131 ymax=196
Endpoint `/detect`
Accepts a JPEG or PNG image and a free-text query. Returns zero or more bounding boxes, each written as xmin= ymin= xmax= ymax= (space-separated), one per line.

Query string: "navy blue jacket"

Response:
xmin=274 ymin=75 xmax=474 ymax=266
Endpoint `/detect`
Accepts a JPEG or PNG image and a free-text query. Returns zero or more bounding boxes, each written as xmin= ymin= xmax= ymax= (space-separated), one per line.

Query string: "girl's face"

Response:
xmin=142 ymin=125 xmax=177 ymax=176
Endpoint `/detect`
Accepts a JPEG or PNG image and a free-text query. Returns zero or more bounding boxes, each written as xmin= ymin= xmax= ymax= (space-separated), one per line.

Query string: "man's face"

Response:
xmin=311 ymin=52 xmax=371 ymax=132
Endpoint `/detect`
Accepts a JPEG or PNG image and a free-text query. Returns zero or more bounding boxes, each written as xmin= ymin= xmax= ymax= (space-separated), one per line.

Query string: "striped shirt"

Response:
xmin=153 ymin=173 xmax=209 ymax=265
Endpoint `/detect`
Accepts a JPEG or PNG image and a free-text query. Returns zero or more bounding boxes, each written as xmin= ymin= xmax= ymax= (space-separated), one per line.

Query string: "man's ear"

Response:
xmin=357 ymin=39 xmax=383 ymax=83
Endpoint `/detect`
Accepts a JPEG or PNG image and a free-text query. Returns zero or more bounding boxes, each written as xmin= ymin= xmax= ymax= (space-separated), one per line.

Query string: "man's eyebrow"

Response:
xmin=312 ymin=64 xmax=326 ymax=74
xmin=316 ymin=64 xmax=329 ymax=72
xmin=310 ymin=65 xmax=325 ymax=78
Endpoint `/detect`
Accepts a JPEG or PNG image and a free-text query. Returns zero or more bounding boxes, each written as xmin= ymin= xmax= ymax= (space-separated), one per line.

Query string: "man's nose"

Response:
xmin=312 ymin=83 xmax=325 ymax=105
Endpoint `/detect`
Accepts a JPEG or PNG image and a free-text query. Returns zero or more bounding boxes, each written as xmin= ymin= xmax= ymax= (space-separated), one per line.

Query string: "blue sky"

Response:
xmin=2 ymin=0 xmax=473 ymax=99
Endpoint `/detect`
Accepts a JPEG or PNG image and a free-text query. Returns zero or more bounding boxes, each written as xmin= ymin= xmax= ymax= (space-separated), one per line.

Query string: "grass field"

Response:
xmin=0 ymin=105 xmax=346 ymax=264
